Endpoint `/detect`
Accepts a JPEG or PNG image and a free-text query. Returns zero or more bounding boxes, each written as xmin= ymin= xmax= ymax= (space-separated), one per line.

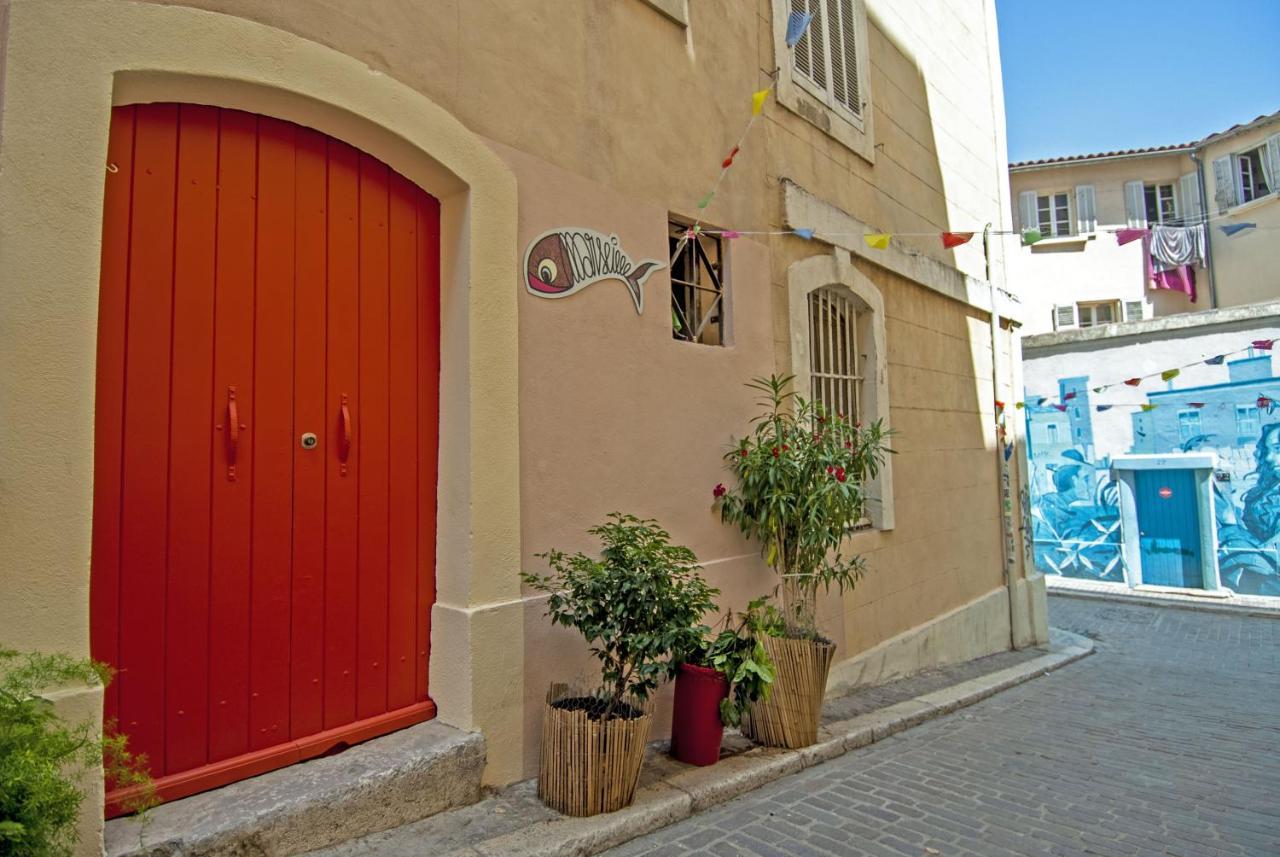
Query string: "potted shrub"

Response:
xmin=714 ymin=375 xmax=892 ymax=748
xmin=670 ymin=597 xmax=778 ymax=766
xmin=522 ymin=513 xmax=717 ymax=816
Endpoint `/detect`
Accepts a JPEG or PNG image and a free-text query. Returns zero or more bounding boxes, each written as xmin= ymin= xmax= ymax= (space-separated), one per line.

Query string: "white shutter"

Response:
xmin=827 ymin=0 xmax=861 ymax=116
xmin=1212 ymin=155 xmax=1236 ymax=212
xmin=1123 ymin=300 xmax=1145 ymax=322
xmin=1179 ymin=172 xmax=1202 ymax=221
xmin=792 ymin=0 xmax=827 ymax=90
xmin=1124 ymin=180 xmax=1147 ymax=228
xmin=1263 ymin=133 xmax=1280 ymax=194
xmin=1074 ymin=185 xmax=1097 ymax=235
xmin=1018 ymin=191 xmax=1038 ymax=232
xmin=1053 ymin=304 xmax=1078 ymax=330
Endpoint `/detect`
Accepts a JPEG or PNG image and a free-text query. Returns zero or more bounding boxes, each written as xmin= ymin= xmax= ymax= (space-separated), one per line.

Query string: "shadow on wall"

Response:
xmin=1025 ymin=363 xmax=1280 ymax=597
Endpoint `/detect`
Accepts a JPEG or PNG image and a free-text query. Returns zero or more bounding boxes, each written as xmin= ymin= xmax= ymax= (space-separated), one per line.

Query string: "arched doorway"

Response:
xmin=90 ymin=103 xmax=440 ymax=814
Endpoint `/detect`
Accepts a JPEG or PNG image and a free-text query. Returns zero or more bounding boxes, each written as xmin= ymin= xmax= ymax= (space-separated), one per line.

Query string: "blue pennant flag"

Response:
xmin=1096 ymin=405 xmax=1113 ymax=412
xmin=1204 ymin=355 xmax=1226 ymax=365
xmin=1220 ymin=223 xmax=1256 ymax=237
xmin=793 ymin=227 xmax=815 ymax=240
xmin=785 ymin=10 xmax=814 ymax=47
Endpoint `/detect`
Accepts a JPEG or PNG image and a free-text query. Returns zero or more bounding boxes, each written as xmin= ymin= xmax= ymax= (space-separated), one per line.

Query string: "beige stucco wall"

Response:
xmin=1201 ymin=116 xmax=1280 ymax=309
xmin=0 ymin=0 xmax=1040 ymax=842
xmin=1008 ymin=153 xmax=1211 ymax=335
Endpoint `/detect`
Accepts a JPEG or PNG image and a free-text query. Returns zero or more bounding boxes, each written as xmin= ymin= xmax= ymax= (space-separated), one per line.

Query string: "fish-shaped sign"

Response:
xmin=524 ymin=228 xmax=663 ymax=314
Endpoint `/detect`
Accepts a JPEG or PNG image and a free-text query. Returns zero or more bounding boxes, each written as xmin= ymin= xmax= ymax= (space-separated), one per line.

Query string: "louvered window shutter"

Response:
xmin=1053 ymin=305 xmax=1078 ymax=330
xmin=1123 ymin=301 xmax=1144 ymax=322
xmin=1124 ymin=181 xmax=1147 ymax=228
xmin=792 ymin=0 xmax=827 ymax=89
xmin=1018 ymin=191 xmax=1038 ymax=232
xmin=826 ymin=0 xmax=861 ymax=116
xmin=1212 ymin=155 xmax=1236 ymax=212
xmin=1179 ymin=172 xmax=1202 ymax=221
xmin=1074 ymin=185 xmax=1097 ymax=235
xmin=1263 ymin=133 xmax=1280 ymax=193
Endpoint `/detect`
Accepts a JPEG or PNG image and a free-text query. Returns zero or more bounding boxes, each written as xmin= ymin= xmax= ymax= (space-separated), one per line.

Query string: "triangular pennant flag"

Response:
xmin=941 ymin=232 xmax=974 ymax=249
xmin=1259 ymin=395 xmax=1274 ymax=411
xmin=1096 ymin=405 xmax=1113 ymax=412
xmin=1161 ymin=368 xmax=1181 ymax=381
xmin=1092 ymin=386 xmax=1105 ymax=393
xmin=1220 ymin=223 xmax=1256 ymax=237
xmin=1022 ymin=228 xmax=1043 ymax=246
xmin=1252 ymin=339 xmax=1274 ymax=351
xmin=1188 ymin=402 xmax=1205 ymax=409
xmin=721 ymin=146 xmax=740 ymax=168
xmin=1015 ymin=402 xmax=1025 ymax=409
xmin=1204 ymin=355 xmax=1226 ymax=365
xmin=863 ymin=233 xmax=890 ymax=249
xmin=1037 ymin=397 xmax=1048 ymax=406
xmin=697 ymin=191 xmax=715 ymax=209
xmin=1053 ymin=404 xmax=1068 ymax=412
xmin=794 ymin=227 xmax=815 ymax=240
xmin=1063 ymin=391 xmax=1077 ymax=400
xmin=995 ymin=400 xmax=1006 ymax=411
xmin=751 ymin=89 xmax=770 ymax=115
xmin=1141 ymin=404 xmax=1157 ymax=412
xmin=785 ymin=10 xmax=814 ymax=47
xmin=1124 ymin=378 xmax=1142 ymax=387
xmin=1004 ymin=443 xmax=1014 ymax=462
xmin=721 ymin=230 xmax=742 ymax=240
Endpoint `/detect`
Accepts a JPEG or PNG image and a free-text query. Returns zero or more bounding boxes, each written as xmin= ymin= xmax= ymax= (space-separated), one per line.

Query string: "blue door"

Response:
xmin=1134 ymin=469 xmax=1203 ymax=588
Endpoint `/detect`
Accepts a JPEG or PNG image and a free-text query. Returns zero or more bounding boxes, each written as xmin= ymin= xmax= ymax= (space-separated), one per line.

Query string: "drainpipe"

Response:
xmin=1191 ymin=150 xmax=1219 ymax=309
xmin=984 ymin=224 xmax=1019 ymax=650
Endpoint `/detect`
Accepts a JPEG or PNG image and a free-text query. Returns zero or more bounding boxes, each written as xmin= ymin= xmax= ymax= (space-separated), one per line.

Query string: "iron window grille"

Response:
xmin=807 ymin=287 xmax=862 ymax=420
xmin=669 ymin=221 xmax=726 ymax=346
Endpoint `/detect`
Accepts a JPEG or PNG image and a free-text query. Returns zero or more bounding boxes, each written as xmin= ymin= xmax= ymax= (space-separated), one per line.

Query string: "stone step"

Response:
xmin=106 ymin=720 xmax=485 ymax=857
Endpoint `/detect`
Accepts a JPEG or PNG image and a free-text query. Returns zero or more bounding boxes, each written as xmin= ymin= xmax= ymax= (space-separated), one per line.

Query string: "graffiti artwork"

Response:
xmin=1025 ymin=351 xmax=1280 ymax=598
xmin=524 ymin=228 xmax=664 ymax=313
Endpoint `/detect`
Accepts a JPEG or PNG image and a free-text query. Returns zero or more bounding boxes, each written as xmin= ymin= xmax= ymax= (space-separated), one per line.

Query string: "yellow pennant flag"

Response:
xmin=1141 ymin=404 xmax=1157 ymax=412
xmin=1161 ymin=368 xmax=1181 ymax=381
xmin=863 ymin=233 xmax=891 ymax=250
xmin=752 ymin=89 xmax=770 ymax=115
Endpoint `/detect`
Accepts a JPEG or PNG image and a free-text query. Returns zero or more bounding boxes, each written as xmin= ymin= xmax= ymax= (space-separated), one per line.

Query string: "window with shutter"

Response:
xmin=1123 ymin=301 xmax=1145 ymax=323
xmin=1053 ymin=305 xmax=1078 ymax=330
xmin=787 ymin=0 xmax=862 ymax=121
xmin=1179 ymin=172 xmax=1202 ymax=221
xmin=1143 ymin=183 xmax=1178 ymax=225
xmin=1075 ymin=185 xmax=1097 ymax=235
xmin=1212 ymin=155 xmax=1236 ymax=212
xmin=1124 ymin=180 xmax=1147 ymax=228
xmin=792 ymin=0 xmax=827 ymax=90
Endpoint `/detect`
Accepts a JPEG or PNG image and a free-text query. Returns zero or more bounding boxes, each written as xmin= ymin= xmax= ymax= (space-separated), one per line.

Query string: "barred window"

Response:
xmin=669 ymin=221 xmax=726 ymax=346
xmin=808 ymin=287 xmax=861 ymax=419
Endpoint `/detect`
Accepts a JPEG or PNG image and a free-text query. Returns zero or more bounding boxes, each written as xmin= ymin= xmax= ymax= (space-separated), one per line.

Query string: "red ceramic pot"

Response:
xmin=671 ymin=662 xmax=730 ymax=766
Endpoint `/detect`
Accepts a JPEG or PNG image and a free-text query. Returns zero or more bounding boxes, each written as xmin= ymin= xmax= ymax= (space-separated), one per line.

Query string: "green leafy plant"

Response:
xmin=0 ymin=649 xmax=155 ymax=857
xmin=714 ymin=375 xmax=893 ymax=638
xmin=683 ymin=597 xmax=781 ymax=727
xmin=522 ymin=514 xmax=720 ymax=721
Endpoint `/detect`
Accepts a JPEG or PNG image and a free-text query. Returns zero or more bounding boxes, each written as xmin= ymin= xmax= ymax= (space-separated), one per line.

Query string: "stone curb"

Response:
xmin=1048 ymin=585 xmax=1280 ymax=619
xmin=451 ymin=631 xmax=1095 ymax=857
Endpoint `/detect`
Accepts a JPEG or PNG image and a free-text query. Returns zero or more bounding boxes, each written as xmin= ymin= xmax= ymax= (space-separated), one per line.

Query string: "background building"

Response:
xmin=1007 ymin=110 xmax=1280 ymax=336
xmin=0 ymin=0 xmax=1045 ymax=849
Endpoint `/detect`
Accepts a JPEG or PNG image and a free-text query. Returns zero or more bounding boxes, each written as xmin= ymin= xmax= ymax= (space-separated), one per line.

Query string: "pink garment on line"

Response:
xmin=1152 ymin=265 xmax=1196 ymax=302
xmin=1115 ymin=228 xmax=1149 ymax=246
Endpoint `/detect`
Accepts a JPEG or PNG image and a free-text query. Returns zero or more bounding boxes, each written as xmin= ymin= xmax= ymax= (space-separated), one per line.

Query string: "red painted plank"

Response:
xmin=117 ymin=103 xmax=180 ymax=775
xmin=356 ymin=155 xmax=391 ymax=720
xmin=324 ymin=139 xmax=360 ymax=729
xmin=164 ymin=104 xmax=219 ymax=775
xmin=290 ymin=127 xmax=328 ymax=740
xmin=386 ymin=172 xmax=418 ymax=710
xmin=91 ymin=105 xmax=136 ymax=726
xmin=208 ymin=109 xmax=258 ymax=763
xmin=416 ymin=193 xmax=442 ymax=701
xmin=249 ymin=117 xmax=296 ymax=751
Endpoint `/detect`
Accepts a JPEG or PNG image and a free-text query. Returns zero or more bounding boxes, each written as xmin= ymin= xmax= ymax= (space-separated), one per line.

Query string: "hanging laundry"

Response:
xmin=1150 ymin=224 xmax=1206 ymax=268
xmin=1115 ymin=228 xmax=1149 ymax=246
xmin=1152 ymin=265 xmax=1196 ymax=302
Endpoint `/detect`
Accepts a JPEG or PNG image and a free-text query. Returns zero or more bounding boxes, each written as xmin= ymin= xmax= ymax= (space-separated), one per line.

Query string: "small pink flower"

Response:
xmin=771 ymin=446 xmax=780 ymax=458
xmin=826 ymin=466 xmax=834 ymax=475
xmin=739 ymin=448 xmax=749 ymax=457
xmin=835 ymin=467 xmax=847 ymax=482
xmin=844 ymin=441 xmax=852 ymax=449
xmin=713 ymin=483 xmax=727 ymax=499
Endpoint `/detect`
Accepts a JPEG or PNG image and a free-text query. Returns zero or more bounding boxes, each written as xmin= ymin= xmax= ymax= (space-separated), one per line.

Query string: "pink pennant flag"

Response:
xmin=1252 ymin=339 xmax=1275 ymax=351
xmin=720 ymin=230 xmax=742 ymax=239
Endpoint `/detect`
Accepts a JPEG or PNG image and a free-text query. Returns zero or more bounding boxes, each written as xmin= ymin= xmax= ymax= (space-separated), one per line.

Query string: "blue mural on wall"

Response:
xmin=1025 ymin=351 xmax=1280 ymax=597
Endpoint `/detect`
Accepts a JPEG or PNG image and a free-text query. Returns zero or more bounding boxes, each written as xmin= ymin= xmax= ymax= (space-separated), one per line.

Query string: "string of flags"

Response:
xmin=1004 ymin=339 xmax=1277 ymax=414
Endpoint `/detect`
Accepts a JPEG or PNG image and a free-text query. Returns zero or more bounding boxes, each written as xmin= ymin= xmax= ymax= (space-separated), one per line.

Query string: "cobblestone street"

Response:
xmin=606 ymin=597 xmax=1280 ymax=857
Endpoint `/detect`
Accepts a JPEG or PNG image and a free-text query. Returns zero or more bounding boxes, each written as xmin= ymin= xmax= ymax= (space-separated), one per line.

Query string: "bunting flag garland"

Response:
xmin=1141 ymin=404 xmax=1157 ymax=412
xmin=941 ymin=231 xmax=974 ymax=249
xmin=721 ymin=146 xmax=740 ymax=168
xmin=1259 ymin=396 xmax=1274 ymax=412
xmin=1037 ymin=397 xmax=1048 ymax=406
xmin=697 ymin=191 xmax=715 ymax=209
xmin=1252 ymin=339 xmax=1274 ymax=351
xmin=1124 ymin=378 xmax=1142 ymax=387
xmin=1092 ymin=386 xmax=1105 ymax=393
xmin=863 ymin=233 xmax=891 ymax=249
xmin=751 ymin=89 xmax=770 ymax=115
xmin=1161 ymin=368 xmax=1180 ymax=381
xmin=1015 ymin=402 xmax=1025 ymax=409
xmin=1096 ymin=405 xmax=1113 ymax=412
xmin=721 ymin=230 xmax=742 ymax=239
xmin=1021 ymin=228 xmax=1043 ymax=246
xmin=1204 ymin=355 xmax=1226 ymax=365
xmin=1063 ymin=391 xmax=1077 ymax=400
xmin=1188 ymin=402 xmax=1205 ymax=408
xmin=785 ymin=10 xmax=814 ymax=47
xmin=794 ymin=227 xmax=815 ymax=240
xmin=1053 ymin=404 xmax=1067 ymax=412
xmin=1221 ymin=222 xmax=1256 ymax=237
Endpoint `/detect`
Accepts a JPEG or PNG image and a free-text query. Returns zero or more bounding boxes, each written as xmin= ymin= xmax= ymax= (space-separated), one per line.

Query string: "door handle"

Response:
xmin=339 ymin=394 xmax=352 ymax=476
xmin=221 ymin=385 xmax=243 ymax=481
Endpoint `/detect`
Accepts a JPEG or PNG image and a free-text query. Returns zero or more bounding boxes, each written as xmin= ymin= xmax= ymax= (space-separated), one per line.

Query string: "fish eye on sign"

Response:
xmin=523 ymin=228 xmax=664 ymax=314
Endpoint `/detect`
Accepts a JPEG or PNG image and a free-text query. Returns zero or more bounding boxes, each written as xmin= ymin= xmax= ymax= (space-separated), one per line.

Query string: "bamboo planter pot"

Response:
xmin=538 ymin=684 xmax=653 ymax=816
xmin=741 ymin=635 xmax=835 ymax=749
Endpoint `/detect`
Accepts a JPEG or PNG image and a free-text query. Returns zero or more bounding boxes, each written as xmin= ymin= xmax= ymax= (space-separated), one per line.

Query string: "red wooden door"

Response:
xmin=90 ymin=104 xmax=441 ymax=814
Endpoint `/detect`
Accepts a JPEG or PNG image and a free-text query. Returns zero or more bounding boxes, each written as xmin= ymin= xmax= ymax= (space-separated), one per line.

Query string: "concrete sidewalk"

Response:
xmin=1045 ymin=574 xmax=1280 ymax=618
xmin=309 ymin=629 xmax=1094 ymax=857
